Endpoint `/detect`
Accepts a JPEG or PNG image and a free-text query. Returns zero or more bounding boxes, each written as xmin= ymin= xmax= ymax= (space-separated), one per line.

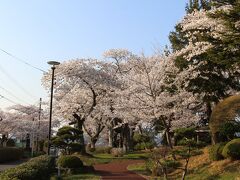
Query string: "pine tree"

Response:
xmin=185 ymin=0 xmax=211 ymax=14
xmin=169 ymin=0 xmax=240 ymax=123
xmin=209 ymin=0 xmax=240 ymax=67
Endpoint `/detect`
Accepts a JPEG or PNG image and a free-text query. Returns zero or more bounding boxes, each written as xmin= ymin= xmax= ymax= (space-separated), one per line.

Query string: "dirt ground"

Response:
xmin=94 ymin=160 xmax=146 ymax=180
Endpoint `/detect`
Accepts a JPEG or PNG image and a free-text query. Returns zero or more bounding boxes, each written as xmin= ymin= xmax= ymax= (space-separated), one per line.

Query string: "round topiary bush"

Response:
xmin=57 ymin=155 xmax=83 ymax=169
xmin=209 ymin=95 xmax=240 ymax=144
xmin=209 ymin=143 xmax=226 ymax=161
xmin=222 ymin=138 xmax=240 ymax=160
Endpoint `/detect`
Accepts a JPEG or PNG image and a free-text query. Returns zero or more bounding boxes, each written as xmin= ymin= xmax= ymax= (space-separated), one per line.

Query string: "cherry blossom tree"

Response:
xmin=42 ymin=59 xmax=120 ymax=152
xmin=104 ymin=49 xmax=201 ymax=149
xmin=0 ymin=104 xmax=51 ymax=148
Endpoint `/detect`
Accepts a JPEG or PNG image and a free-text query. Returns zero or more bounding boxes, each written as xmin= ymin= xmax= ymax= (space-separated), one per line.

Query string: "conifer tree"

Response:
xmin=169 ymin=0 xmax=240 ymax=123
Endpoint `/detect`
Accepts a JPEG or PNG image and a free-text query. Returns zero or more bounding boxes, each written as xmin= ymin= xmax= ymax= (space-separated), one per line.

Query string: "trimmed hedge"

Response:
xmin=0 ymin=147 xmax=23 ymax=163
xmin=222 ymin=138 xmax=240 ymax=160
xmin=209 ymin=143 xmax=226 ymax=161
xmin=57 ymin=155 xmax=83 ymax=169
xmin=0 ymin=155 xmax=55 ymax=180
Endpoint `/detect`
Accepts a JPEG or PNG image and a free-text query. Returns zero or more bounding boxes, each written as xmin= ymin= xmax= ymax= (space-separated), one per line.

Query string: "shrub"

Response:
xmin=219 ymin=122 xmax=240 ymax=141
xmin=209 ymin=95 xmax=240 ymax=143
xmin=222 ymin=138 xmax=240 ymax=160
xmin=95 ymin=146 xmax=112 ymax=154
xmin=209 ymin=143 xmax=226 ymax=161
xmin=145 ymin=159 xmax=154 ymax=173
xmin=69 ymin=143 xmax=84 ymax=154
xmin=174 ymin=127 xmax=196 ymax=145
xmin=134 ymin=142 xmax=154 ymax=150
xmin=57 ymin=155 xmax=83 ymax=169
xmin=6 ymin=139 xmax=15 ymax=147
xmin=196 ymin=141 xmax=207 ymax=148
xmin=161 ymin=160 xmax=181 ymax=169
xmin=133 ymin=133 xmax=149 ymax=143
xmin=111 ymin=148 xmax=124 ymax=157
xmin=0 ymin=147 xmax=23 ymax=163
xmin=0 ymin=155 xmax=54 ymax=180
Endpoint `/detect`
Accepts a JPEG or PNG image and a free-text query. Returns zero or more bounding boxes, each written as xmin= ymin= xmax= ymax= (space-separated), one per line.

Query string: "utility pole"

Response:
xmin=47 ymin=61 xmax=60 ymax=155
xmin=36 ymin=98 xmax=42 ymax=153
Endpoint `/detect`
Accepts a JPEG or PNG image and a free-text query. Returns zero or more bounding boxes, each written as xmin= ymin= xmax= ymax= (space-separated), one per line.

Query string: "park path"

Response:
xmin=94 ymin=160 xmax=146 ymax=180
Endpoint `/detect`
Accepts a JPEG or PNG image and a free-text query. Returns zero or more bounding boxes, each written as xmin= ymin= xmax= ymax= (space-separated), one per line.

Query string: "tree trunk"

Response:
xmin=90 ymin=138 xmax=97 ymax=149
xmin=26 ymin=133 xmax=31 ymax=150
xmin=181 ymin=147 xmax=190 ymax=180
xmin=128 ymin=128 xmax=134 ymax=151
xmin=165 ymin=130 xmax=173 ymax=149
xmin=165 ymin=129 xmax=176 ymax=160
xmin=211 ymin=133 xmax=217 ymax=145
xmin=138 ymin=125 xmax=143 ymax=134
xmin=108 ymin=128 xmax=114 ymax=147
xmin=122 ymin=124 xmax=130 ymax=152
xmin=73 ymin=114 xmax=86 ymax=154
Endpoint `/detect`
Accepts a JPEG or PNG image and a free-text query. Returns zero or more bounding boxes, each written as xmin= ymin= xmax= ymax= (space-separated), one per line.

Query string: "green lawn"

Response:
xmin=77 ymin=151 xmax=150 ymax=166
xmin=61 ymin=174 xmax=100 ymax=180
xmin=51 ymin=173 xmax=100 ymax=180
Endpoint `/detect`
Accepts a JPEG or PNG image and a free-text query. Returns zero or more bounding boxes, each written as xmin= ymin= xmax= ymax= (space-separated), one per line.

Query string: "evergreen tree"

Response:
xmin=186 ymin=0 xmax=211 ymax=13
xmin=169 ymin=0 xmax=240 ymax=123
xmin=209 ymin=0 xmax=240 ymax=67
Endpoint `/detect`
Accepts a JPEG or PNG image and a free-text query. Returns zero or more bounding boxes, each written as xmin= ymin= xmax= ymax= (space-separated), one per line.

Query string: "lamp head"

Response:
xmin=47 ymin=61 xmax=60 ymax=66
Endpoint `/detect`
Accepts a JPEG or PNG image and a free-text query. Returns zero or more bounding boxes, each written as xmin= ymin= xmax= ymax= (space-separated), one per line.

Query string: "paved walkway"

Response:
xmin=0 ymin=159 xmax=27 ymax=172
xmin=94 ymin=160 xmax=145 ymax=180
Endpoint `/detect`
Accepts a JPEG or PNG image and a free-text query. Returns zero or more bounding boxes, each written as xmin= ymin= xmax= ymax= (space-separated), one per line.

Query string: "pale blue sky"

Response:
xmin=0 ymin=0 xmax=188 ymax=108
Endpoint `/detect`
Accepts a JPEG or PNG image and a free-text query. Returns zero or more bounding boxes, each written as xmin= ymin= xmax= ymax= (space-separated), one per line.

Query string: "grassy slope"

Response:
xmin=128 ymin=147 xmax=240 ymax=180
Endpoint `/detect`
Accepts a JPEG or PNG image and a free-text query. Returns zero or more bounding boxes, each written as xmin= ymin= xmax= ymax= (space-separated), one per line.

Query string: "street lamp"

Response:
xmin=47 ymin=61 xmax=60 ymax=155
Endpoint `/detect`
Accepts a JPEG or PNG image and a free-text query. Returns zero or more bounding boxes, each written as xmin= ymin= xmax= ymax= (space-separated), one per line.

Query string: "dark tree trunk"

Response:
xmin=122 ymin=124 xmax=130 ymax=152
xmin=138 ymin=125 xmax=143 ymax=134
xmin=108 ymin=128 xmax=114 ymax=147
xmin=181 ymin=146 xmax=191 ymax=180
xmin=165 ymin=130 xmax=173 ymax=149
xmin=26 ymin=133 xmax=31 ymax=150
xmin=90 ymin=138 xmax=98 ymax=149
xmin=73 ymin=113 xmax=86 ymax=154
xmin=128 ymin=128 xmax=134 ymax=151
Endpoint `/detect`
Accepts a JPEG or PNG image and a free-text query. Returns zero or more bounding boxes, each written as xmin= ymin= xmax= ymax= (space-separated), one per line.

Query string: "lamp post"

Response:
xmin=47 ymin=61 xmax=60 ymax=155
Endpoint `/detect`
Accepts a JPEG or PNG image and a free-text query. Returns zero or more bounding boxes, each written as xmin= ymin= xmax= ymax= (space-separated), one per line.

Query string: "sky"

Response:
xmin=0 ymin=0 xmax=188 ymax=108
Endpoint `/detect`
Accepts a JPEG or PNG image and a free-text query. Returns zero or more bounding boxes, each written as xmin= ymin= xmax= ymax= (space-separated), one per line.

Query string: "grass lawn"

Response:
xmin=61 ymin=173 xmax=100 ymax=180
xmin=51 ymin=173 xmax=100 ymax=180
xmin=77 ymin=151 xmax=150 ymax=166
